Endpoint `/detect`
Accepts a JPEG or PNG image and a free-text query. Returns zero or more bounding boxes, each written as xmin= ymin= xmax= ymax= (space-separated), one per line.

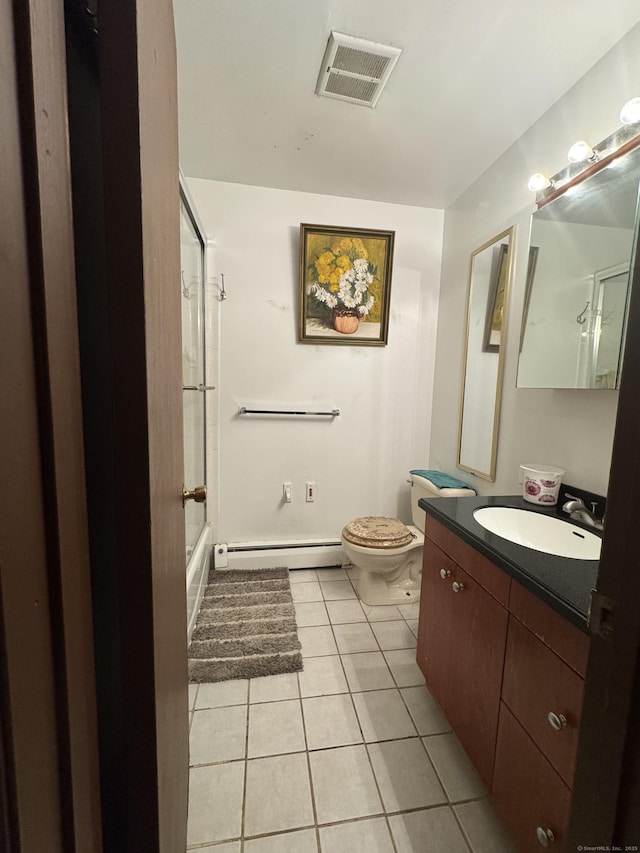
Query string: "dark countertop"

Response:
xmin=418 ymin=494 xmax=600 ymax=633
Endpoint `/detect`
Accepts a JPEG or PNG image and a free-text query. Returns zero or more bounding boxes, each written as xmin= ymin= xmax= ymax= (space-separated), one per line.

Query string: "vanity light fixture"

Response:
xmin=527 ymin=172 xmax=553 ymax=192
xmin=620 ymin=97 xmax=640 ymax=125
xmin=567 ymin=140 xmax=598 ymax=164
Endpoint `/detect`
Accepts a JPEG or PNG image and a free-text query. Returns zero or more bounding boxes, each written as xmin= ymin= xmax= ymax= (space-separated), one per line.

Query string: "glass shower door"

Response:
xmin=180 ymin=195 xmax=207 ymax=562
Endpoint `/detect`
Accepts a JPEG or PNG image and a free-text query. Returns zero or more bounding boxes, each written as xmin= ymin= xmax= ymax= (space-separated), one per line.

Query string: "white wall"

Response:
xmin=429 ymin=22 xmax=640 ymax=496
xmin=188 ymin=179 xmax=443 ymax=543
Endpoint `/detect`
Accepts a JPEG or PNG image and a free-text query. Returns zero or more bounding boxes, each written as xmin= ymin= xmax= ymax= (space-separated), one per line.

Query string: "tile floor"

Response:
xmin=187 ymin=566 xmax=515 ymax=852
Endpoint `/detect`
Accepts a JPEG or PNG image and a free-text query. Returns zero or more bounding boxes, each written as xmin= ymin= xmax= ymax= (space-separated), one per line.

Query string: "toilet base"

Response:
xmin=355 ymin=551 xmax=422 ymax=606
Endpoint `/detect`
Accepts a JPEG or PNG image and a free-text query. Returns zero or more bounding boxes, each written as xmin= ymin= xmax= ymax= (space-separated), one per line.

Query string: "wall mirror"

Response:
xmin=458 ymin=227 xmax=514 ymax=481
xmin=518 ymin=143 xmax=640 ymax=389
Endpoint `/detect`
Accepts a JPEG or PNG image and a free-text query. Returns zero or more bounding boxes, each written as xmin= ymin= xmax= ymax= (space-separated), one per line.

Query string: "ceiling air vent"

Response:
xmin=316 ymin=32 xmax=401 ymax=108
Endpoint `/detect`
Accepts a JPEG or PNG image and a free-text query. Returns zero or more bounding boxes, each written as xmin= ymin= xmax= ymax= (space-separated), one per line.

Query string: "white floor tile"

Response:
xmin=189 ymin=706 xmax=247 ymax=765
xmin=294 ymin=601 xmax=330 ymax=627
xmin=316 ymin=567 xmax=349 ymax=581
xmin=309 ymin=745 xmax=383 ymax=823
xmin=244 ymin=753 xmax=314 ymax=837
xmin=250 ymin=672 xmax=299 ymax=703
xmin=291 ymin=581 xmax=324 ymax=603
xmin=298 ymin=655 xmax=348 ymax=697
xmin=325 ymin=599 xmax=366 ymax=624
xmin=423 ymin=733 xmax=486 ymax=802
xmin=244 ymin=828 xmax=318 ymax=852
xmin=400 ymin=685 xmax=450 ymax=735
xmin=368 ymin=738 xmax=446 ymax=811
xmin=454 ymin=798 xmax=517 ymax=853
xmin=298 ymin=625 xmax=338 ymax=658
xmin=195 ymin=679 xmax=248 ymax=709
xmin=383 ymin=649 xmax=425 ymax=687
xmin=395 ymin=602 xmax=420 ymax=619
xmin=371 ymin=620 xmax=417 ymax=651
xmin=361 ymin=603 xmax=403 ymax=622
xmin=320 ymin=580 xmax=357 ymax=600
xmin=352 ymin=689 xmax=418 ymax=742
xmin=333 ymin=622 xmax=379 ymax=654
xmin=319 ymin=816 xmax=394 ymax=852
xmin=406 ymin=618 xmax=419 ymax=638
xmin=289 ymin=569 xmax=319 ymax=583
xmin=389 ymin=806 xmax=470 ymax=853
xmin=196 ymin=843 xmax=241 ymax=853
xmin=302 ymin=694 xmax=362 ymax=750
xmin=187 ymin=762 xmax=244 ymax=846
xmin=248 ymin=699 xmax=306 ymax=758
xmin=341 ymin=652 xmax=395 ymax=692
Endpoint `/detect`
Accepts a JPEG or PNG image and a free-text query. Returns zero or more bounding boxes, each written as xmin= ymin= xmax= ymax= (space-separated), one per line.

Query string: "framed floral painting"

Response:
xmin=299 ymin=224 xmax=395 ymax=345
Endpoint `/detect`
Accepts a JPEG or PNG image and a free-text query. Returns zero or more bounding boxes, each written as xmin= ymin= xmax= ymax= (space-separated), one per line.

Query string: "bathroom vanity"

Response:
xmin=417 ymin=495 xmax=597 ymax=853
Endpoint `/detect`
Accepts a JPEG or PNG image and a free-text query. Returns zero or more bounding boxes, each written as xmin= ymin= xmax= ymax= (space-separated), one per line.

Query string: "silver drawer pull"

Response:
xmin=452 ymin=581 xmax=465 ymax=593
xmin=439 ymin=568 xmax=451 ymax=579
xmin=536 ymin=826 xmax=555 ymax=847
xmin=547 ymin=712 xmax=568 ymax=732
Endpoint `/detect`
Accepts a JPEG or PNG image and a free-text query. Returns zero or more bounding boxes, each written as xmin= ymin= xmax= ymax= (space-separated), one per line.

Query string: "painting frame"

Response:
xmin=298 ymin=223 xmax=395 ymax=346
xmin=482 ymin=243 xmax=509 ymax=353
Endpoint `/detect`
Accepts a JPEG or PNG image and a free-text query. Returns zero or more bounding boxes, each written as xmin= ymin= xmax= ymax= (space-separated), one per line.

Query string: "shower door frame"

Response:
xmin=180 ymin=175 xmax=213 ymax=640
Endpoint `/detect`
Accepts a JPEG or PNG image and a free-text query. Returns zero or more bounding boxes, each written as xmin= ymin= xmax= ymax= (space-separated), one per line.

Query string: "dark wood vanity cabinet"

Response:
xmin=417 ymin=515 xmax=590 ymax=852
xmin=417 ymin=520 xmax=509 ymax=789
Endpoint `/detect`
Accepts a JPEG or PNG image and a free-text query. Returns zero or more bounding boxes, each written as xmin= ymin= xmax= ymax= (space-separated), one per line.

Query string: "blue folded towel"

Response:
xmin=410 ymin=469 xmax=476 ymax=493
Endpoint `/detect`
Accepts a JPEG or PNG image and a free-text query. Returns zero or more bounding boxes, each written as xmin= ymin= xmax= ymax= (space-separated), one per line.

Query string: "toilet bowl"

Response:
xmin=341 ymin=473 xmax=475 ymax=606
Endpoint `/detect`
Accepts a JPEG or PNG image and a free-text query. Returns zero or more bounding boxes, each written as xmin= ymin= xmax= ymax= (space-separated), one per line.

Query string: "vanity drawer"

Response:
xmin=425 ymin=516 xmax=510 ymax=606
xmin=502 ymin=615 xmax=584 ymax=787
xmin=493 ymin=702 xmax=571 ymax=853
xmin=509 ymin=580 xmax=589 ymax=677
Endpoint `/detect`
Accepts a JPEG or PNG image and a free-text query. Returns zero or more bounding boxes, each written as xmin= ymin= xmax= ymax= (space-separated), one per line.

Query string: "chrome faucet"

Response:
xmin=562 ymin=493 xmax=604 ymax=531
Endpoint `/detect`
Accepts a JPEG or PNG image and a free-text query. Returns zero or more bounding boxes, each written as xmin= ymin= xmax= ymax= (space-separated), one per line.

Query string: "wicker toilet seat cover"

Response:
xmin=342 ymin=516 xmax=413 ymax=549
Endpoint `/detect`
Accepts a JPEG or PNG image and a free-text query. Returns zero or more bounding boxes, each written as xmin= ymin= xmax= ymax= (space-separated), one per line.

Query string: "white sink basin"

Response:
xmin=473 ymin=506 xmax=601 ymax=560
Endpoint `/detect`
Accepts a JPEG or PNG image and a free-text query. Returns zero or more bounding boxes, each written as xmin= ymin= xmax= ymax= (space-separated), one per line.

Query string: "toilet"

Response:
xmin=341 ymin=473 xmax=475 ymax=606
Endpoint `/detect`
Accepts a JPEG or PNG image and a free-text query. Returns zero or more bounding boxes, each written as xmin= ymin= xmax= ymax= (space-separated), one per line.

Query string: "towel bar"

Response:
xmin=237 ymin=407 xmax=340 ymax=418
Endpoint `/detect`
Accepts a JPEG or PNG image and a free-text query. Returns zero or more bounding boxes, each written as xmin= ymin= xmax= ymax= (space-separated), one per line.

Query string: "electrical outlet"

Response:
xmin=306 ymin=481 xmax=315 ymax=502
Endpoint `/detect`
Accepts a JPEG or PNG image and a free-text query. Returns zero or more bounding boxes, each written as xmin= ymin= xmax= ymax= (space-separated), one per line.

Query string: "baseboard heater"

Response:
xmin=214 ymin=539 xmax=345 ymax=570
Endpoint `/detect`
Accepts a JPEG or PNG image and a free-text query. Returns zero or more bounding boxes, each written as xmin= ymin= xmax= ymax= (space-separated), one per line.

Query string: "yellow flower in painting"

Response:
xmin=336 ymin=254 xmax=351 ymax=270
xmin=329 ymin=270 xmax=341 ymax=285
xmin=317 ymin=272 xmax=329 ymax=284
xmin=329 ymin=283 xmax=340 ymax=292
xmin=318 ymin=250 xmax=335 ymax=265
xmin=352 ymin=238 xmax=368 ymax=260
xmin=332 ymin=237 xmax=353 ymax=254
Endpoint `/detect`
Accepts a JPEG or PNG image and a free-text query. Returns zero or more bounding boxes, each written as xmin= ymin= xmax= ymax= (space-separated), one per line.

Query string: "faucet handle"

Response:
xmin=563 ymin=492 xmax=586 ymax=508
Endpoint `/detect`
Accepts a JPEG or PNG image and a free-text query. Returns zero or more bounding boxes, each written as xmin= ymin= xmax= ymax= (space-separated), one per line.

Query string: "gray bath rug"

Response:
xmin=188 ymin=567 xmax=303 ymax=683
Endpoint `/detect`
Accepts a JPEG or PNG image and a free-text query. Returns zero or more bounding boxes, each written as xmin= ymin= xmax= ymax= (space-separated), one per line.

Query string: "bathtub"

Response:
xmin=186 ymin=521 xmax=212 ymax=644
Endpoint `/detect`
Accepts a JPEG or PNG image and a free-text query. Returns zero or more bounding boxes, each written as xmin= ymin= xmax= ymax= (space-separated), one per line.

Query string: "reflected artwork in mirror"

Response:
xmin=458 ymin=227 xmax=514 ymax=481
xmin=518 ymin=141 xmax=640 ymax=389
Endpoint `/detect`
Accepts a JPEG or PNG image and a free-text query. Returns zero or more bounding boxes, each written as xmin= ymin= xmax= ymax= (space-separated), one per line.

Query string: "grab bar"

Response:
xmin=238 ymin=407 xmax=340 ymax=417
xmin=183 ymin=384 xmax=216 ymax=391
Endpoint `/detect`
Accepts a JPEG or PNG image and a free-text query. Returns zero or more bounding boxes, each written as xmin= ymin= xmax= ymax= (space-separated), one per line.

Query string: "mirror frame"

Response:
xmin=457 ymin=226 xmax=515 ymax=481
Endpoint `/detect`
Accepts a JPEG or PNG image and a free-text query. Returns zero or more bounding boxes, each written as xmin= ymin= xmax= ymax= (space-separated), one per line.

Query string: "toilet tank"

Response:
xmin=409 ymin=472 xmax=476 ymax=531
xmin=410 ymin=474 xmax=440 ymax=532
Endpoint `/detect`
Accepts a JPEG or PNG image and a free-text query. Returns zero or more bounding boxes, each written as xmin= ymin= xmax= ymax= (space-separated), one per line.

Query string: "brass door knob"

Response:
xmin=182 ymin=484 xmax=207 ymax=506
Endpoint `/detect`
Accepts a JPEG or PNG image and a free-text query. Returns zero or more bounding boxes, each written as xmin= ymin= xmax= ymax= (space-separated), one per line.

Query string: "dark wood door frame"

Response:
xmin=1 ymin=0 xmax=101 ymax=849
xmin=67 ymin=1 xmax=189 ymax=849
xmin=2 ymin=0 xmax=188 ymax=850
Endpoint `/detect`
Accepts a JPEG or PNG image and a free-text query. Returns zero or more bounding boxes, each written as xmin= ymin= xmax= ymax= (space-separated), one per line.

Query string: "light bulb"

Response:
xmin=620 ymin=97 xmax=640 ymax=125
xmin=567 ymin=140 xmax=596 ymax=163
xmin=527 ymin=173 xmax=552 ymax=192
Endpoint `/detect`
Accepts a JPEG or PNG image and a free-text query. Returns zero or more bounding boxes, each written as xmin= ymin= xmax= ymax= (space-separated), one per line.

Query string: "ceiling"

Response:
xmin=173 ymin=0 xmax=640 ymax=209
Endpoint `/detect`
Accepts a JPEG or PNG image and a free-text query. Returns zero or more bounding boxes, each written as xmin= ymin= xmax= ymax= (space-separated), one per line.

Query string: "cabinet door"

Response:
xmin=446 ymin=564 xmax=508 ymax=790
xmin=502 ymin=616 xmax=584 ymax=788
xmin=494 ymin=703 xmax=571 ymax=853
xmin=417 ymin=537 xmax=456 ymax=711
